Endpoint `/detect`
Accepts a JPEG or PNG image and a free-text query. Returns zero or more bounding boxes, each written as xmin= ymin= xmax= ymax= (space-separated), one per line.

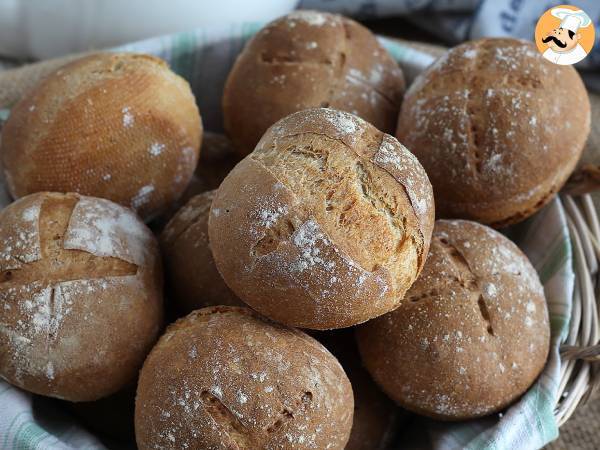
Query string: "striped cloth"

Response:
xmin=0 ymin=24 xmax=574 ymax=450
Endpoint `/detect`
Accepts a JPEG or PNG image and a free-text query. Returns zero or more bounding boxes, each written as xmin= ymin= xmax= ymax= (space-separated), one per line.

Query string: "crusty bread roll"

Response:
xmin=356 ymin=219 xmax=550 ymax=420
xmin=135 ymin=306 xmax=353 ymax=449
xmin=0 ymin=192 xmax=163 ymax=401
xmin=1 ymin=53 xmax=202 ymax=220
xmin=209 ymin=108 xmax=434 ymax=329
xmin=396 ymin=38 xmax=590 ymax=227
xmin=223 ymin=10 xmax=405 ymax=155
xmin=160 ymin=190 xmax=242 ymax=314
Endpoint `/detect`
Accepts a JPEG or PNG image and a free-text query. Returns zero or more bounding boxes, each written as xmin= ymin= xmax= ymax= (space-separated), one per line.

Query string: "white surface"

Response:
xmin=0 ymin=0 xmax=298 ymax=59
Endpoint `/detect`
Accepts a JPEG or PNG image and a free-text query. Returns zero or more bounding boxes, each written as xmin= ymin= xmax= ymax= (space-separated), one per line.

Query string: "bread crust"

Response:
xmin=396 ymin=38 xmax=590 ymax=226
xmin=160 ymin=190 xmax=242 ymax=314
xmin=0 ymin=192 xmax=163 ymax=401
xmin=209 ymin=108 xmax=434 ymax=329
xmin=135 ymin=306 xmax=353 ymax=449
xmin=223 ymin=10 xmax=405 ymax=155
xmin=1 ymin=53 xmax=202 ymax=221
xmin=356 ymin=219 xmax=550 ymax=420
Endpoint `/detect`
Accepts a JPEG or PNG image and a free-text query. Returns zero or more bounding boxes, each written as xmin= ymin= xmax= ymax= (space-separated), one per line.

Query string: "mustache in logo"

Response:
xmin=542 ymin=35 xmax=567 ymax=48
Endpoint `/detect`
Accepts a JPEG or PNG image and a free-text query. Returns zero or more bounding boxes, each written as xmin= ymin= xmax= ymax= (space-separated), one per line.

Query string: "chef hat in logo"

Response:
xmin=551 ymin=7 xmax=592 ymax=33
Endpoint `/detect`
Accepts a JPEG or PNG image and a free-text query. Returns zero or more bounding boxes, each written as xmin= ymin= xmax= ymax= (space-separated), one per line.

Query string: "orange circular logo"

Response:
xmin=534 ymin=5 xmax=595 ymax=65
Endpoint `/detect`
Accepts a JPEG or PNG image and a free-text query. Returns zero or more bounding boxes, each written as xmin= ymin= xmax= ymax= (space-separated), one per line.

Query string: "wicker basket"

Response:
xmin=0 ymin=33 xmax=597 ymax=449
xmin=556 ymin=194 xmax=600 ymax=426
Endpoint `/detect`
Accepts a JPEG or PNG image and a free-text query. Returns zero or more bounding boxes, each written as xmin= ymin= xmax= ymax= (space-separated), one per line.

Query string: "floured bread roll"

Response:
xmin=0 ymin=192 xmax=163 ymax=401
xmin=209 ymin=108 xmax=434 ymax=329
xmin=223 ymin=10 xmax=405 ymax=155
xmin=1 ymin=53 xmax=202 ymax=220
xmin=396 ymin=38 xmax=590 ymax=227
xmin=135 ymin=306 xmax=353 ymax=450
xmin=356 ymin=220 xmax=550 ymax=420
xmin=160 ymin=190 xmax=242 ymax=315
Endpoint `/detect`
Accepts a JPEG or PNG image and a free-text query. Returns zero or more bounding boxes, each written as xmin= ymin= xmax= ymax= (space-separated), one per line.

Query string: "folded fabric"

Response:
xmin=300 ymin=0 xmax=600 ymax=85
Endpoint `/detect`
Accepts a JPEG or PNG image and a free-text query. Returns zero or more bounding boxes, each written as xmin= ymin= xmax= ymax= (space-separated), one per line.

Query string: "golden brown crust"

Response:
xmin=0 ymin=53 xmax=202 ymax=221
xmin=223 ymin=10 xmax=405 ymax=155
xmin=160 ymin=190 xmax=243 ymax=314
xmin=396 ymin=38 xmax=590 ymax=227
xmin=209 ymin=108 xmax=434 ymax=329
xmin=135 ymin=306 xmax=353 ymax=449
xmin=356 ymin=219 xmax=550 ymax=420
xmin=0 ymin=192 xmax=163 ymax=401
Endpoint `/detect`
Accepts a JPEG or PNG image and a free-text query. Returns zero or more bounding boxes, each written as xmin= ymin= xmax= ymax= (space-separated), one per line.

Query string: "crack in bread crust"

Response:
xmin=0 ymin=195 xmax=141 ymax=377
xmin=0 ymin=196 xmax=138 ymax=287
xmin=251 ymin=131 xmax=420 ymax=292
xmin=436 ymin=236 xmax=494 ymax=336
xmin=200 ymin=390 xmax=253 ymax=449
xmin=251 ymin=125 xmax=425 ymax=290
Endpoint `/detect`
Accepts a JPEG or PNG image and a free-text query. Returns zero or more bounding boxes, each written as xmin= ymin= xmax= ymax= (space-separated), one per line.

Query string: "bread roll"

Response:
xmin=160 ymin=190 xmax=242 ymax=315
xmin=209 ymin=108 xmax=434 ymax=329
xmin=135 ymin=306 xmax=353 ymax=449
xmin=356 ymin=219 xmax=550 ymax=420
xmin=223 ymin=10 xmax=405 ymax=155
xmin=396 ymin=38 xmax=590 ymax=227
xmin=1 ymin=53 xmax=202 ymax=220
xmin=0 ymin=192 xmax=163 ymax=401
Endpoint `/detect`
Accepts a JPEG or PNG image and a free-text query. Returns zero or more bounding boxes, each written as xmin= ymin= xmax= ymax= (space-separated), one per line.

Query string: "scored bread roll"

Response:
xmin=209 ymin=108 xmax=434 ymax=329
xmin=223 ymin=10 xmax=405 ymax=155
xmin=1 ymin=53 xmax=202 ymax=220
xmin=135 ymin=306 xmax=354 ymax=449
xmin=396 ymin=38 xmax=590 ymax=227
xmin=160 ymin=190 xmax=242 ymax=315
xmin=356 ymin=219 xmax=550 ymax=420
xmin=0 ymin=192 xmax=163 ymax=401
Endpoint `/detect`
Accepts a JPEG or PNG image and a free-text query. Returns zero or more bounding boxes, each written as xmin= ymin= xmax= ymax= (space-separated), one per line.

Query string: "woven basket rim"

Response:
xmin=556 ymin=193 xmax=600 ymax=426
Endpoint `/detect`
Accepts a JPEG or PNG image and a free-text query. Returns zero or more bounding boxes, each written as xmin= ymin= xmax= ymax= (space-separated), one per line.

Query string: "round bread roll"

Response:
xmin=209 ymin=108 xmax=435 ymax=329
xmin=396 ymin=38 xmax=590 ymax=227
xmin=135 ymin=306 xmax=353 ymax=449
xmin=1 ymin=53 xmax=202 ymax=221
xmin=0 ymin=192 xmax=163 ymax=401
xmin=356 ymin=219 xmax=550 ymax=420
xmin=160 ymin=190 xmax=242 ymax=315
xmin=223 ymin=10 xmax=405 ymax=155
